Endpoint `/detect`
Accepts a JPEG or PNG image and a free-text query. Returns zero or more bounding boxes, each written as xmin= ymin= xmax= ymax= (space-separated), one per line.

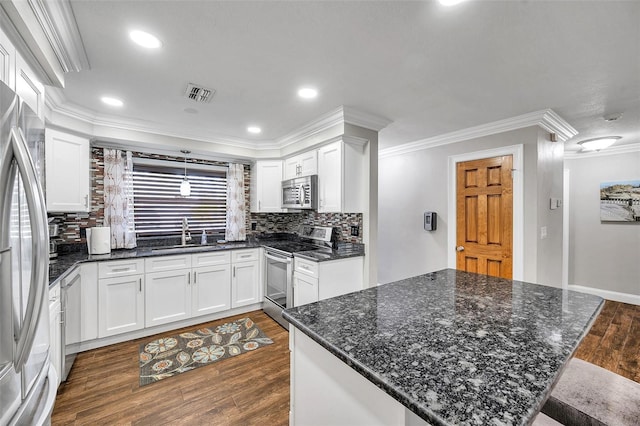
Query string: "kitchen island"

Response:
xmin=283 ymin=269 xmax=604 ymax=426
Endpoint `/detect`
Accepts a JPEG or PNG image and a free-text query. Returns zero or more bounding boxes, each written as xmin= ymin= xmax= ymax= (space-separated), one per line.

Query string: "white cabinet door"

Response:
xmin=145 ymin=270 xmax=191 ymax=327
xmin=15 ymin=54 xmax=44 ymax=119
xmin=283 ymin=156 xmax=301 ymax=180
xmin=298 ymin=150 xmax=318 ymax=177
xmin=251 ymin=161 xmax=284 ymax=212
xmin=48 ymin=284 xmax=61 ymax=388
xmin=98 ymin=274 xmax=145 ymax=338
xmin=317 ymin=142 xmax=342 ymax=213
xmin=45 ymin=129 xmax=90 ymax=213
xmin=81 ymin=262 xmax=98 ymax=341
xmin=192 ymin=264 xmax=231 ymax=317
xmin=293 ymin=273 xmax=318 ymax=307
xmin=231 ymin=261 xmax=260 ymax=308
xmin=0 ymin=26 xmax=15 ymax=89
xmin=283 ymin=150 xmax=318 ymax=179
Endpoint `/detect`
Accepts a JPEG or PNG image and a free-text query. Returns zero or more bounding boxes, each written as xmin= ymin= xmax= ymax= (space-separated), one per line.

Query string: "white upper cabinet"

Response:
xmin=283 ymin=150 xmax=318 ymax=180
xmin=251 ymin=160 xmax=285 ymax=213
xmin=0 ymin=25 xmax=44 ymax=119
xmin=317 ymin=139 xmax=366 ymax=213
xmin=0 ymin=26 xmax=16 ymax=90
xmin=15 ymin=54 xmax=44 ymax=119
xmin=45 ymin=129 xmax=91 ymax=213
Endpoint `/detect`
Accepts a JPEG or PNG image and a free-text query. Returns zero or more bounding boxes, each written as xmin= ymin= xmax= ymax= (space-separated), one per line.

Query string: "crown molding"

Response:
xmin=275 ymin=106 xmax=345 ymax=149
xmin=46 ymin=89 xmax=278 ymax=150
xmin=28 ymin=0 xmax=89 ymax=73
xmin=343 ymin=107 xmax=392 ymax=132
xmin=379 ymin=109 xmax=577 ymax=159
xmin=564 ymin=142 xmax=640 ymax=159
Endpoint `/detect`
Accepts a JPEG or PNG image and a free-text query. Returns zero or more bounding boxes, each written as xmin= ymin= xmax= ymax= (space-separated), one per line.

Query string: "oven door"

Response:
xmin=263 ymin=251 xmax=292 ymax=329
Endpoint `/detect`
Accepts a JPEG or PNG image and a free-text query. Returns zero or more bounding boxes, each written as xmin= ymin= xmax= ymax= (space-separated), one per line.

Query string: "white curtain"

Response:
xmin=104 ymin=149 xmax=137 ymax=249
xmin=225 ymin=163 xmax=246 ymax=241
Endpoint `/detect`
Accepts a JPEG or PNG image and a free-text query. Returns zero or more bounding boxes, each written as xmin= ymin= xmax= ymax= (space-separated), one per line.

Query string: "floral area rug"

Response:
xmin=139 ymin=317 xmax=273 ymax=386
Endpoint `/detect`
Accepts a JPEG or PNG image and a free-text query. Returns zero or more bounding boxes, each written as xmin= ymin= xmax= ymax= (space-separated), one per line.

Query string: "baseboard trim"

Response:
xmin=568 ymin=285 xmax=640 ymax=306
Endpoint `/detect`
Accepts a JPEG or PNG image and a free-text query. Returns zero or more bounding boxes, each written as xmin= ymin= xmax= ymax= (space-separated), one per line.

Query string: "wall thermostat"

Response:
xmin=424 ymin=211 xmax=437 ymax=231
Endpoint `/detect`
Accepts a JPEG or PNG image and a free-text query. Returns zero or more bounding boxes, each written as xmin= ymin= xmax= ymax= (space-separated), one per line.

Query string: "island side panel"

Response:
xmin=290 ymin=326 xmax=427 ymax=426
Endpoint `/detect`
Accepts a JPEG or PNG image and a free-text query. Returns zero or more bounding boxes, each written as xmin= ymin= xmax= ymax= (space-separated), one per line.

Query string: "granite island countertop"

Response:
xmin=283 ymin=268 xmax=604 ymax=426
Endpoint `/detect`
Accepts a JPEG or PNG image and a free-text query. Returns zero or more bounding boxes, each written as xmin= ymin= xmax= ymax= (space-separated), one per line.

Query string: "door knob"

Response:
xmin=456 ymin=246 xmax=465 ymax=252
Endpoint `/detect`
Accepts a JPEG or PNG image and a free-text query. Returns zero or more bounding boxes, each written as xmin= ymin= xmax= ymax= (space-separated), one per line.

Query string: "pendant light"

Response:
xmin=180 ymin=150 xmax=191 ymax=197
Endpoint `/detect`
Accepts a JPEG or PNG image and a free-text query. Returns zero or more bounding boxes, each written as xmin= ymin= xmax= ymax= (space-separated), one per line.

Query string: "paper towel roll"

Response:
xmin=89 ymin=226 xmax=111 ymax=255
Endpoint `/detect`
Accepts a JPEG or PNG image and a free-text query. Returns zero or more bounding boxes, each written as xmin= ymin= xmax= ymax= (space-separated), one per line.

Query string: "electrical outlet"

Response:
xmin=350 ymin=225 xmax=359 ymax=237
xmin=251 ymin=221 xmax=257 ymax=231
xmin=80 ymin=228 xmax=86 ymax=238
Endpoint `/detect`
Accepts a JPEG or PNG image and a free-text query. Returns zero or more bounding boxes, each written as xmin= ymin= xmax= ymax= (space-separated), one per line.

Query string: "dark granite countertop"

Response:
xmin=49 ymin=238 xmax=364 ymax=285
xmin=282 ymin=269 xmax=604 ymax=426
xmin=293 ymin=243 xmax=365 ymax=262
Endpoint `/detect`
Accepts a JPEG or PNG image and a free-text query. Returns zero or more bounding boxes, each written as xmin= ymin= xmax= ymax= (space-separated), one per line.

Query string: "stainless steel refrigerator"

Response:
xmin=0 ymin=80 xmax=57 ymax=424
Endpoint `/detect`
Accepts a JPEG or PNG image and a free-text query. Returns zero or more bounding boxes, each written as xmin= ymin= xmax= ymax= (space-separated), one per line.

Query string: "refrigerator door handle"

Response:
xmin=4 ymin=128 xmax=48 ymax=372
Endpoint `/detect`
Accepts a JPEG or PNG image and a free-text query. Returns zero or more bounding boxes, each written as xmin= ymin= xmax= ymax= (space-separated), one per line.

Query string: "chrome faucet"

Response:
xmin=181 ymin=217 xmax=191 ymax=246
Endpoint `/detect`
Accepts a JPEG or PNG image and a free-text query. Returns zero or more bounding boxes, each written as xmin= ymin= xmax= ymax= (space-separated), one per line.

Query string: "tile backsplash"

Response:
xmin=250 ymin=211 xmax=363 ymax=244
xmin=51 ymin=147 xmax=362 ymax=245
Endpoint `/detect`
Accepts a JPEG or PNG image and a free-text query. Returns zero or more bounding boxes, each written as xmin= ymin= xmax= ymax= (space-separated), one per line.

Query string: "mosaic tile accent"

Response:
xmin=250 ymin=211 xmax=363 ymax=244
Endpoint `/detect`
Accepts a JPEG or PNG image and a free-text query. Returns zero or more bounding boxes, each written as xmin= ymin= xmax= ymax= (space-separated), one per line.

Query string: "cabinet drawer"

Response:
xmin=232 ymin=248 xmax=260 ymax=263
xmin=294 ymin=257 xmax=318 ymax=278
xmin=193 ymin=251 xmax=231 ymax=267
xmin=145 ymin=255 xmax=191 ymax=273
xmin=98 ymin=259 xmax=144 ymax=279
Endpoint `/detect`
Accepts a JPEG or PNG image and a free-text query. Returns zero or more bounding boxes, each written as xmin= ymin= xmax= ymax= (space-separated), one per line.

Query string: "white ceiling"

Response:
xmin=56 ymin=0 xmax=639 ymax=153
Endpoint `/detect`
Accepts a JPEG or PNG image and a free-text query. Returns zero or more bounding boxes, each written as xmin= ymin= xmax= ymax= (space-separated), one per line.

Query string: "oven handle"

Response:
xmin=265 ymin=252 xmax=292 ymax=264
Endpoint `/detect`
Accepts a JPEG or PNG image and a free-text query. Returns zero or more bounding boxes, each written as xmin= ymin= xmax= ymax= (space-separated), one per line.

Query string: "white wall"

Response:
xmin=378 ymin=126 xmax=564 ymax=286
xmin=565 ymin=151 xmax=640 ymax=297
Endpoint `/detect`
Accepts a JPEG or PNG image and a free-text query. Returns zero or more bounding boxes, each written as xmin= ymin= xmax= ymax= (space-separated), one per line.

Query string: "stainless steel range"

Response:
xmin=263 ymin=225 xmax=333 ymax=329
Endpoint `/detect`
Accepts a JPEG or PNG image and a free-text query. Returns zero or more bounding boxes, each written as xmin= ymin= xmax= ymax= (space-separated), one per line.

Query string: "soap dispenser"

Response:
xmin=201 ymin=230 xmax=207 ymax=245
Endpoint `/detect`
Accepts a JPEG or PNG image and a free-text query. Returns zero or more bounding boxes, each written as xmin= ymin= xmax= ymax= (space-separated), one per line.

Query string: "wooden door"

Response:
xmin=456 ymin=155 xmax=513 ymax=279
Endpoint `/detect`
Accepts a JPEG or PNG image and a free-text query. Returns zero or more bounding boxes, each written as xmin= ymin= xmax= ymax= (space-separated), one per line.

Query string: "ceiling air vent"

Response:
xmin=185 ymin=83 xmax=215 ymax=103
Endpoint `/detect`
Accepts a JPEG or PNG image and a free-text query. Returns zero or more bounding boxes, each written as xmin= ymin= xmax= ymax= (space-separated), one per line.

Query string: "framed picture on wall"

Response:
xmin=600 ymin=180 xmax=640 ymax=222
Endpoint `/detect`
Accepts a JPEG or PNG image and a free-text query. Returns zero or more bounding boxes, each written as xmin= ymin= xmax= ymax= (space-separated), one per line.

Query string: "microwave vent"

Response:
xmin=185 ymin=83 xmax=215 ymax=103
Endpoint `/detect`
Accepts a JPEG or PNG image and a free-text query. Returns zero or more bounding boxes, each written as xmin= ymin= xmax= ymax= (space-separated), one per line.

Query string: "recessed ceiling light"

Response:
xmin=101 ymin=96 xmax=123 ymax=107
xmin=297 ymin=87 xmax=318 ymax=99
xmin=129 ymin=30 xmax=162 ymax=49
xmin=439 ymin=0 xmax=466 ymax=6
xmin=577 ymin=136 xmax=621 ymax=151
xmin=247 ymin=126 xmax=262 ymax=134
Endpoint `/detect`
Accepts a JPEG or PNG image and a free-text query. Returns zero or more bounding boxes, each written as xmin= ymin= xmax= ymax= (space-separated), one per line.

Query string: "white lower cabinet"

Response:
xmin=48 ymin=283 xmax=61 ymax=388
xmin=83 ymin=248 xmax=260 ymax=341
xmin=293 ymin=273 xmax=318 ymax=307
xmin=145 ymin=269 xmax=191 ymax=327
xmin=192 ymin=264 xmax=231 ymax=316
xmin=293 ymin=256 xmax=364 ymax=307
xmin=98 ymin=259 xmax=145 ymax=338
xmin=231 ymin=249 xmax=261 ymax=308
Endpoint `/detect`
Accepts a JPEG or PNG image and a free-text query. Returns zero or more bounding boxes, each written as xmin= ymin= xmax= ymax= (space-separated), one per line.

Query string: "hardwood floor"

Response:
xmin=51 ymin=311 xmax=289 ymax=425
xmin=574 ymin=300 xmax=640 ymax=382
xmin=52 ymin=302 xmax=639 ymax=425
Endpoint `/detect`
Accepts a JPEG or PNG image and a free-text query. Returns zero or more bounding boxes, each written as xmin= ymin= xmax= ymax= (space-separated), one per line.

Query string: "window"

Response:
xmin=132 ymin=160 xmax=227 ymax=237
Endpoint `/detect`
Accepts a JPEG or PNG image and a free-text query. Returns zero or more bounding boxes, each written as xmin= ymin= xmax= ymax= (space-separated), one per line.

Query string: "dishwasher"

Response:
xmin=60 ymin=267 xmax=81 ymax=382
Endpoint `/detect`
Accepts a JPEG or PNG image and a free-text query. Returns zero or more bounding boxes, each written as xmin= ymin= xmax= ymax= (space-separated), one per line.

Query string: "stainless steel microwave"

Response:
xmin=282 ymin=175 xmax=318 ymax=210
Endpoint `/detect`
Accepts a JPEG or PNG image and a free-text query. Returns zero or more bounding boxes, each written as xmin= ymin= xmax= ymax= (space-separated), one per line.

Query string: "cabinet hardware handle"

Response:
xmin=233 ymin=266 xmax=236 ymax=277
xmin=187 ymin=272 xmax=191 ymax=284
xmin=194 ymin=272 xmax=197 ymax=284
xmin=139 ymin=278 xmax=142 ymax=292
xmin=84 ymin=195 xmax=89 ymax=208
xmin=258 ymin=200 xmax=261 ymax=210
xmin=112 ymin=267 xmax=130 ymax=272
